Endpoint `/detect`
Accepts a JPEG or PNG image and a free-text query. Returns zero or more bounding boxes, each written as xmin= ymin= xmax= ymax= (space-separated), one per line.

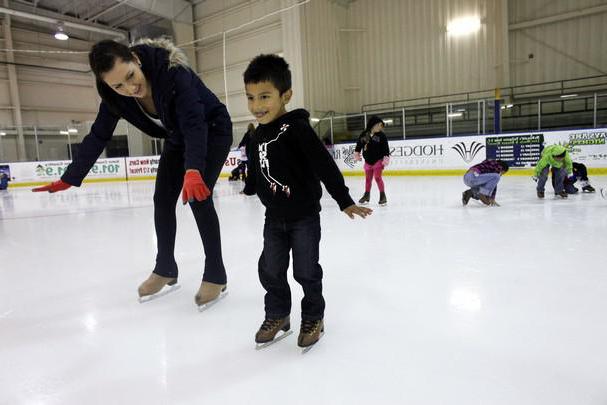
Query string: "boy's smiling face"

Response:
xmin=246 ymin=81 xmax=292 ymax=125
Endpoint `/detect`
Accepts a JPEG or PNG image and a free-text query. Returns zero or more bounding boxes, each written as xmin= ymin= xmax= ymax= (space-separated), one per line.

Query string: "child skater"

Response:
xmin=462 ymin=159 xmax=509 ymax=206
xmin=533 ymin=145 xmax=572 ymax=199
xmin=552 ymin=161 xmax=596 ymax=194
xmin=244 ymin=54 xmax=373 ymax=351
xmin=354 ymin=116 xmax=390 ymax=206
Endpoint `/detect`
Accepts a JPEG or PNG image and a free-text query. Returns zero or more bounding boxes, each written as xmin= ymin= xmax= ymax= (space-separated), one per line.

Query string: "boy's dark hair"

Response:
xmin=243 ymin=54 xmax=291 ymax=94
xmin=496 ymin=160 xmax=509 ymax=172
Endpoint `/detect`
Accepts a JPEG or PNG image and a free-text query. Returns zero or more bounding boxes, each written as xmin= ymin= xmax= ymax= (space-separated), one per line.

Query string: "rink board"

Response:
xmin=2 ymin=128 xmax=607 ymax=187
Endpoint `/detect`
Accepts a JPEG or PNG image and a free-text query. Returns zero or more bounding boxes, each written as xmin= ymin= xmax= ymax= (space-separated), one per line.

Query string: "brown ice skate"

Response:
xmin=195 ymin=281 xmax=227 ymax=311
xmin=137 ymin=273 xmax=179 ymax=303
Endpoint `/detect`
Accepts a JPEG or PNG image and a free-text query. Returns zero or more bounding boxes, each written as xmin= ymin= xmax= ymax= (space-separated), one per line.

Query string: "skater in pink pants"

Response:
xmin=354 ymin=116 xmax=391 ymax=205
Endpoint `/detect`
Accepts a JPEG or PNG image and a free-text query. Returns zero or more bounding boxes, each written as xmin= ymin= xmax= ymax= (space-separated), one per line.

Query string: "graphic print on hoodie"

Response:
xmin=248 ymin=109 xmax=354 ymax=221
xmin=258 ymin=123 xmax=291 ymax=197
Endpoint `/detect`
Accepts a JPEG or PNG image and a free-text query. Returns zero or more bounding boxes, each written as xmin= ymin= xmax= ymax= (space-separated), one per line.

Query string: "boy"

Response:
xmin=552 ymin=161 xmax=596 ymax=194
xmin=462 ymin=159 xmax=509 ymax=206
xmin=533 ymin=145 xmax=572 ymax=198
xmin=243 ymin=54 xmax=372 ymax=350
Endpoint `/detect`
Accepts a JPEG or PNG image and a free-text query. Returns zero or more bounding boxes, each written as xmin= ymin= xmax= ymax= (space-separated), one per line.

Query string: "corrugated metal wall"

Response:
xmin=509 ymin=0 xmax=607 ymax=86
xmin=190 ymin=0 xmax=607 ymax=118
xmin=193 ymin=0 xmax=284 ymax=123
xmin=341 ymin=0 xmax=502 ymax=112
xmin=301 ymin=0 xmax=347 ymax=115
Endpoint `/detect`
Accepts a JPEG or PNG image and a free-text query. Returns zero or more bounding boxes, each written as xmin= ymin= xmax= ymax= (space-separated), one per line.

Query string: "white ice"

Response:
xmin=1 ymin=176 xmax=606 ymax=405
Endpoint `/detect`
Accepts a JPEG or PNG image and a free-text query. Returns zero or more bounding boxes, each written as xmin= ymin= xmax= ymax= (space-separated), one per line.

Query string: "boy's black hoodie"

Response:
xmin=247 ymin=109 xmax=354 ymax=221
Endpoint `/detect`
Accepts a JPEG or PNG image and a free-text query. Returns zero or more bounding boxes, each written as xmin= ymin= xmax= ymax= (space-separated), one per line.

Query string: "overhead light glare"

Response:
xmin=560 ymin=94 xmax=578 ymax=98
xmin=447 ymin=16 xmax=481 ymax=37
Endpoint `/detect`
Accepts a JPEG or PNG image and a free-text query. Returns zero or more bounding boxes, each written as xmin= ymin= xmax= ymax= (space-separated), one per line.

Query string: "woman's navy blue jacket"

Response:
xmin=61 ymin=43 xmax=231 ymax=186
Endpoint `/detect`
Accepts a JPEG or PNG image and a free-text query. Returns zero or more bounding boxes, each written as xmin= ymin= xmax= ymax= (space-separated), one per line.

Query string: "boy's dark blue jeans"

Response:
xmin=258 ymin=213 xmax=325 ymax=322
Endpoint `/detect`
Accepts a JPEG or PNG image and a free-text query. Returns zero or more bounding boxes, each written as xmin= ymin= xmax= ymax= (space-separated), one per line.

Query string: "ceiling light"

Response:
xmin=54 ymin=23 xmax=69 ymax=41
xmin=0 ymin=131 xmax=6 ymax=136
xmin=447 ymin=112 xmax=463 ymax=118
xmin=560 ymin=94 xmax=578 ymax=98
xmin=310 ymin=118 xmax=320 ymax=123
xmin=384 ymin=119 xmax=393 ymax=125
xmin=447 ymin=16 xmax=481 ymax=37
xmin=60 ymin=130 xmax=69 ymax=135
xmin=67 ymin=128 xmax=78 ymax=134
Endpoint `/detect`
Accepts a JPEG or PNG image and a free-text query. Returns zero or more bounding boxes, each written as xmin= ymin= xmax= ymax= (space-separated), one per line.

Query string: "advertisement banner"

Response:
xmin=332 ymin=135 xmax=489 ymax=172
xmin=556 ymin=129 xmax=607 ymax=163
xmin=223 ymin=149 xmax=244 ymax=174
xmin=126 ymin=156 xmax=160 ymax=179
xmin=4 ymin=158 xmax=126 ymax=184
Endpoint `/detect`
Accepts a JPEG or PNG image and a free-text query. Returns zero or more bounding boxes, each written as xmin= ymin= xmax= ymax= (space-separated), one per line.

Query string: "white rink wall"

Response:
xmin=1 ymin=128 xmax=607 ymax=187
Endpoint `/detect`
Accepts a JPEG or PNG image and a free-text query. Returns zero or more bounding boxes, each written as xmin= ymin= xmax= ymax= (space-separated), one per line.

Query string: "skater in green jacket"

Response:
xmin=533 ymin=144 xmax=573 ymax=199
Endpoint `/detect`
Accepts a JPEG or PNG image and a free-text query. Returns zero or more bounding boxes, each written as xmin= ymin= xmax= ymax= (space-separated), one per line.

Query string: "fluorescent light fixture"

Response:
xmin=60 ymin=130 xmax=69 ymax=135
xmin=456 ymin=109 xmax=466 ymax=112
xmin=447 ymin=16 xmax=481 ymax=37
xmin=447 ymin=112 xmax=463 ymax=118
xmin=0 ymin=131 xmax=6 ymax=136
xmin=506 ymin=104 xmax=514 ymax=108
xmin=67 ymin=128 xmax=78 ymax=133
xmin=560 ymin=94 xmax=578 ymax=98
xmin=384 ymin=119 xmax=393 ymax=125
xmin=54 ymin=24 xmax=69 ymax=41
xmin=310 ymin=118 xmax=320 ymax=123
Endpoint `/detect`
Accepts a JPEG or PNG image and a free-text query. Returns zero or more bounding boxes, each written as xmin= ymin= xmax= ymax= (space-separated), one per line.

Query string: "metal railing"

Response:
xmin=0 ymin=124 xmax=138 ymax=163
xmin=361 ymin=74 xmax=607 ymax=113
xmin=320 ymin=92 xmax=607 ymax=144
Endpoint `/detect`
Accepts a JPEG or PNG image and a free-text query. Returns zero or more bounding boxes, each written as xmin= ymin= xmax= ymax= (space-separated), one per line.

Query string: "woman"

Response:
xmin=354 ymin=116 xmax=390 ymax=206
xmin=33 ymin=38 xmax=233 ymax=308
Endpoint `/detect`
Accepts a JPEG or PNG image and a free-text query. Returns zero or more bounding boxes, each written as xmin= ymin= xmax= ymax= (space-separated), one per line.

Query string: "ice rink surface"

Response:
xmin=1 ymin=176 xmax=606 ymax=405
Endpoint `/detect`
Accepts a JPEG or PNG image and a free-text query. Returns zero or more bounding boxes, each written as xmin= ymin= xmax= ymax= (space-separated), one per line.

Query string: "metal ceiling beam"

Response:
xmin=110 ymin=9 xmax=145 ymax=28
xmin=510 ymin=4 xmax=607 ymax=31
xmin=0 ymin=5 xmax=127 ymax=38
xmin=125 ymin=0 xmax=192 ymax=23
xmin=85 ymin=0 xmax=129 ymax=22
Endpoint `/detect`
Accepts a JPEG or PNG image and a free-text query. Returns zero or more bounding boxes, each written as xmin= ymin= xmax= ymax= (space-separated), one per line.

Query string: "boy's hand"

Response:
xmin=531 ymin=175 xmax=538 ymax=182
xmin=343 ymin=204 xmax=373 ymax=219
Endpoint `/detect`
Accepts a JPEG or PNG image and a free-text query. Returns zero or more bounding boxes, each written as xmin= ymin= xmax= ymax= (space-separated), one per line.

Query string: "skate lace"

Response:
xmin=300 ymin=320 xmax=318 ymax=334
xmin=260 ymin=319 xmax=281 ymax=331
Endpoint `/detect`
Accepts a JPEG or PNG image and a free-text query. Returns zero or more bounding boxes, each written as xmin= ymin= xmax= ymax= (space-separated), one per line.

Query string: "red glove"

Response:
xmin=182 ymin=169 xmax=211 ymax=204
xmin=32 ymin=180 xmax=71 ymax=193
